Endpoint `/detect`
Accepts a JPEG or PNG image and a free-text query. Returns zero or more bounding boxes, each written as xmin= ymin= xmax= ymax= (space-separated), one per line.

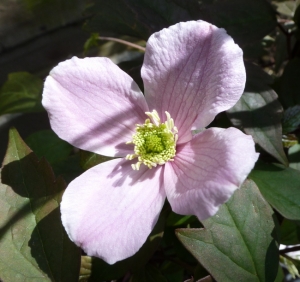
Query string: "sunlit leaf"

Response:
xmin=250 ymin=162 xmax=300 ymax=220
xmin=0 ymin=72 xmax=43 ymax=115
xmin=176 ymin=179 xmax=278 ymax=282
xmin=227 ymin=63 xmax=288 ymax=166
xmin=0 ymin=128 xmax=80 ymax=281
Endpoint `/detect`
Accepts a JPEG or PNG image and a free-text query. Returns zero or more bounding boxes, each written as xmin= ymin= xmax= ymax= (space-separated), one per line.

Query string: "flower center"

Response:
xmin=126 ymin=110 xmax=178 ymax=170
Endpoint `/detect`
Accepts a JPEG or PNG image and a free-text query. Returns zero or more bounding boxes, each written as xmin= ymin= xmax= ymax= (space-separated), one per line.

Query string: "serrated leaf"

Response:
xmin=86 ymin=0 xmax=276 ymax=45
xmin=227 ymin=63 xmax=288 ymax=166
xmin=280 ymin=219 xmax=300 ymax=245
xmin=282 ymin=105 xmax=300 ymax=134
xmin=82 ymin=209 xmax=168 ymax=281
xmin=176 ymin=179 xmax=278 ymax=282
xmin=0 ymin=128 xmax=80 ymax=281
xmin=25 ymin=130 xmax=73 ymax=165
xmin=250 ymin=162 xmax=300 ymax=220
xmin=0 ymin=72 xmax=44 ymax=115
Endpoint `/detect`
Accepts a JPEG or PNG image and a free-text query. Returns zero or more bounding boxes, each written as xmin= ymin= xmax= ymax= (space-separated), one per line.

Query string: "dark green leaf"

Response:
xmin=227 ymin=63 xmax=288 ymax=166
xmin=176 ymin=179 xmax=278 ymax=282
xmin=83 ymin=209 xmax=168 ymax=281
xmin=282 ymin=105 xmax=300 ymax=134
xmin=131 ymin=264 xmax=168 ymax=282
xmin=280 ymin=219 xmax=300 ymax=245
xmin=277 ymin=58 xmax=300 ymax=108
xmin=80 ymin=150 xmax=114 ymax=171
xmin=174 ymin=0 xmax=277 ymax=45
xmin=250 ymin=162 xmax=300 ymax=220
xmin=0 ymin=72 xmax=43 ymax=115
xmin=23 ymin=0 xmax=85 ymax=30
xmin=274 ymin=266 xmax=285 ymax=282
xmin=0 ymin=128 xmax=80 ymax=281
xmin=52 ymin=154 xmax=83 ymax=184
xmin=288 ymin=144 xmax=300 ymax=171
xmin=25 ymin=130 xmax=73 ymax=165
xmin=86 ymin=0 xmax=276 ymax=45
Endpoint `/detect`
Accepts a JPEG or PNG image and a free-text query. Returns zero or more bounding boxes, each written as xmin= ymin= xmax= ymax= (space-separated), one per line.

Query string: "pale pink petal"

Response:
xmin=141 ymin=21 xmax=246 ymax=143
xmin=164 ymin=127 xmax=259 ymax=220
xmin=42 ymin=57 xmax=148 ymax=157
xmin=61 ymin=158 xmax=165 ymax=264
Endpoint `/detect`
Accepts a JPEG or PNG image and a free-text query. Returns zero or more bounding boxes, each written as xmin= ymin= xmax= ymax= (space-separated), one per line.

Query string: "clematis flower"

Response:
xmin=42 ymin=20 xmax=259 ymax=264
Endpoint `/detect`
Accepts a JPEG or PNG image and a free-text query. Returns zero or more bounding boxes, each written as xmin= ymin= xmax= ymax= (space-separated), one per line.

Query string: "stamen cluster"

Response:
xmin=126 ymin=110 xmax=178 ymax=170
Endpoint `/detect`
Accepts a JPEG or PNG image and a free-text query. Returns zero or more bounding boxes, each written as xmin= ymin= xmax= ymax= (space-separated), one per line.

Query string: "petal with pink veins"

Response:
xmin=61 ymin=158 xmax=165 ymax=264
xmin=141 ymin=21 xmax=246 ymax=143
xmin=42 ymin=57 xmax=148 ymax=157
xmin=164 ymin=127 xmax=259 ymax=220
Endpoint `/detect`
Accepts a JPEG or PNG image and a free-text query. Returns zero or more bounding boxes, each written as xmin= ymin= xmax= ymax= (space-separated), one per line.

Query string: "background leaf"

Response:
xmin=0 ymin=72 xmax=44 ymax=115
xmin=250 ymin=162 xmax=300 ymax=220
xmin=280 ymin=219 xmax=300 ymax=245
xmin=277 ymin=58 xmax=300 ymax=108
xmin=80 ymin=150 xmax=114 ymax=171
xmin=282 ymin=105 xmax=300 ymax=134
xmin=176 ymin=179 xmax=278 ymax=282
xmin=131 ymin=264 xmax=168 ymax=282
xmin=0 ymin=128 xmax=80 ymax=281
xmin=227 ymin=63 xmax=288 ymax=166
xmin=86 ymin=0 xmax=277 ymax=45
xmin=25 ymin=130 xmax=73 ymax=166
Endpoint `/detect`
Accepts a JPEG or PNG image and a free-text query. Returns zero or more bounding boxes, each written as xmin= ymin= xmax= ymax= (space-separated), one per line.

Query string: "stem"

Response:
xmin=98 ymin=36 xmax=146 ymax=52
xmin=277 ymin=22 xmax=292 ymax=59
xmin=280 ymin=246 xmax=300 ymax=254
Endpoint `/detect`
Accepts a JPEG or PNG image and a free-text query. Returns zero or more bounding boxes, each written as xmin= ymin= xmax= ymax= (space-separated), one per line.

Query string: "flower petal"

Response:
xmin=61 ymin=158 xmax=165 ymax=264
xmin=141 ymin=21 xmax=246 ymax=143
xmin=164 ymin=127 xmax=259 ymax=220
xmin=42 ymin=57 xmax=148 ymax=157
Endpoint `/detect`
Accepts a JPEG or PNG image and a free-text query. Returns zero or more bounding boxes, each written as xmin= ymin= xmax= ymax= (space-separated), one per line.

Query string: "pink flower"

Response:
xmin=42 ymin=21 xmax=259 ymax=264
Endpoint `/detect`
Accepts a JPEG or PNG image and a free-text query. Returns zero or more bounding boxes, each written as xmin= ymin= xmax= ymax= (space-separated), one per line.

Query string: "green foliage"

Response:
xmin=227 ymin=63 xmax=288 ymax=166
xmin=280 ymin=219 xmax=300 ymax=245
xmin=0 ymin=72 xmax=43 ymax=115
xmin=86 ymin=0 xmax=277 ymax=45
xmin=176 ymin=180 xmax=278 ymax=282
xmin=80 ymin=150 xmax=114 ymax=171
xmin=0 ymin=128 xmax=80 ymax=281
xmin=250 ymin=162 xmax=300 ymax=220
xmin=25 ymin=130 xmax=73 ymax=166
xmin=2 ymin=0 xmax=300 ymax=280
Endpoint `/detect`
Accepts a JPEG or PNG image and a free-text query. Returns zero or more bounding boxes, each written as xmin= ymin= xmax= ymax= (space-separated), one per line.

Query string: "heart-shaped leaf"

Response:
xmin=0 ymin=128 xmax=80 ymax=281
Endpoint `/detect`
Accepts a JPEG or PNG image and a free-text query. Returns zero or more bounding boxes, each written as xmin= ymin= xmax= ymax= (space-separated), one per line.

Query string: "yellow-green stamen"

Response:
xmin=126 ymin=110 xmax=178 ymax=170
